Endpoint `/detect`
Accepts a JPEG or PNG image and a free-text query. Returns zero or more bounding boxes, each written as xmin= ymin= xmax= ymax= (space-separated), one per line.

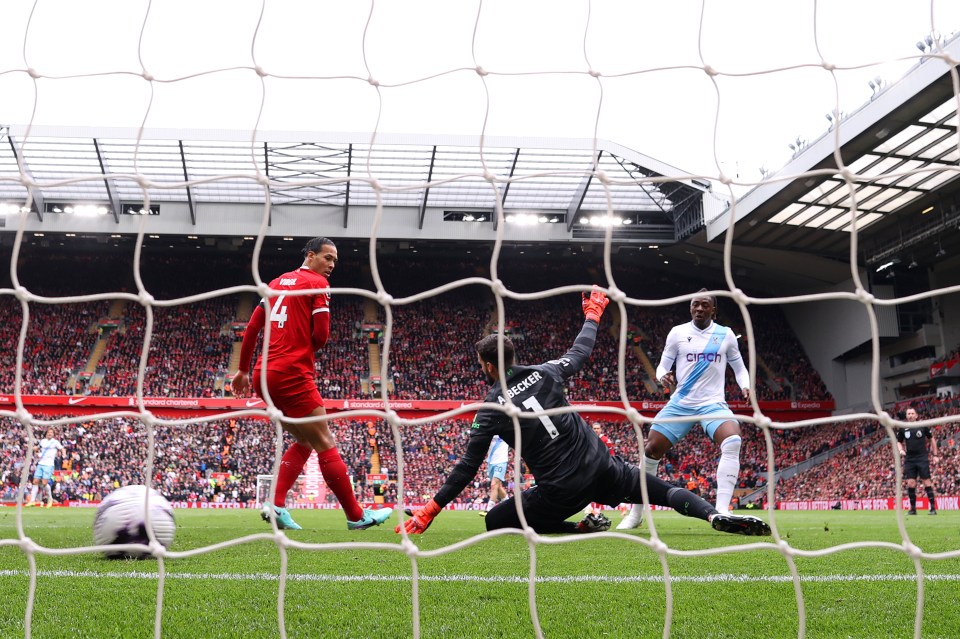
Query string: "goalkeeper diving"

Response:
xmin=397 ymin=287 xmax=771 ymax=537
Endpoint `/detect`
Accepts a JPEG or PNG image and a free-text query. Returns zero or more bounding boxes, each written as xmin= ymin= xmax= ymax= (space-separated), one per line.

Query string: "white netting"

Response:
xmin=3 ymin=2 xmax=960 ymax=638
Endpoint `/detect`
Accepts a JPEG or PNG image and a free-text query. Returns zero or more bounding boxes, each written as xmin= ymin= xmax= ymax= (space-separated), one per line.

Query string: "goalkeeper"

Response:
xmin=397 ymin=288 xmax=770 ymax=537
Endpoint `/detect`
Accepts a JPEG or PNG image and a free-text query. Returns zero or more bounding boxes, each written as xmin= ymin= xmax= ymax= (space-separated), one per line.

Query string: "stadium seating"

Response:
xmin=0 ymin=250 xmax=896 ymax=507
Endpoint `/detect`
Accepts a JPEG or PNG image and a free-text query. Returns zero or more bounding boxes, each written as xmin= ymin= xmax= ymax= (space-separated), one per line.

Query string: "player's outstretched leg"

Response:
xmin=347 ymin=507 xmax=394 ymax=530
xmin=618 ymin=455 xmax=661 ymax=530
xmin=638 ymin=472 xmax=770 ymax=537
xmin=261 ymin=504 xmax=303 ymax=530
xmin=709 ymin=513 xmax=771 ymax=537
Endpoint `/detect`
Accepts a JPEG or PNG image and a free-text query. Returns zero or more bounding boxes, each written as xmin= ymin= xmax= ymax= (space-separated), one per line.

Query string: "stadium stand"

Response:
xmin=14 ymin=249 xmax=956 ymax=510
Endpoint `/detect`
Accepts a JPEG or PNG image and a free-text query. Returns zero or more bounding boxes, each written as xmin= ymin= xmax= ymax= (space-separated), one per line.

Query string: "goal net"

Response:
xmin=2 ymin=2 xmax=960 ymax=639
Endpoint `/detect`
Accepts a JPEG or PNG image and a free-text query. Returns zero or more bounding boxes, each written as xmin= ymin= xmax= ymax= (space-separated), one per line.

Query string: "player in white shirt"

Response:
xmin=479 ymin=435 xmax=509 ymax=516
xmin=27 ymin=428 xmax=64 ymax=507
xmin=618 ymin=290 xmax=750 ymax=529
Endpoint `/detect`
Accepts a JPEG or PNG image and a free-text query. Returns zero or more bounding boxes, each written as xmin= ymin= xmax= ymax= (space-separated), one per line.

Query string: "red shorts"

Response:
xmin=254 ymin=369 xmax=324 ymax=419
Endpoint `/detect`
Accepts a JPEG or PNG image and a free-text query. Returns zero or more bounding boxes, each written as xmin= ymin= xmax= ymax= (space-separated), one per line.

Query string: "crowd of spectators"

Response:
xmin=0 ymin=251 xmax=834 ymax=405
xmin=96 ymin=298 xmax=237 ymax=397
xmin=2 ymin=404 xmax=955 ymax=508
xmin=578 ymin=418 xmax=879 ymax=506
xmin=0 ymin=299 xmax=110 ymax=394
xmin=314 ymin=297 xmax=369 ymax=399
xmin=387 ymin=292 xmax=491 ymax=401
xmin=777 ymin=397 xmax=960 ymax=502
xmin=0 ymin=414 xmax=380 ymax=506
xmin=5 ymin=248 xmax=950 ymax=511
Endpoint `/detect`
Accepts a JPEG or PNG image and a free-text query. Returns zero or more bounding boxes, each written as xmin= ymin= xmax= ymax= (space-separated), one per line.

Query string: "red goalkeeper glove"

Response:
xmin=395 ymin=499 xmax=443 ymax=535
xmin=582 ymin=287 xmax=610 ymax=323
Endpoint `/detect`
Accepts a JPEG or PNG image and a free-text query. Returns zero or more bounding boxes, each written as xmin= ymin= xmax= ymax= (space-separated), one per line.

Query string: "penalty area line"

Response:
xmin=0 ymin=570 xmax=959 ymax=584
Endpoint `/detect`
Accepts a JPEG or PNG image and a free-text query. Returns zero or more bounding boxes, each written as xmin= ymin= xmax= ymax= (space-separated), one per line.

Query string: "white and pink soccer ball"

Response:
xmin=93 ymin=485 xmax=176 ymax=559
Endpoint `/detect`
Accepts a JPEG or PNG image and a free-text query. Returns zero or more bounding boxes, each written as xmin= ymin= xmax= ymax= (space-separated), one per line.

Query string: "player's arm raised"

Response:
xmin=581 ymin=286 xmax=609 ymax=324
xmin=546 ymin=287 xmax=609 ymax=379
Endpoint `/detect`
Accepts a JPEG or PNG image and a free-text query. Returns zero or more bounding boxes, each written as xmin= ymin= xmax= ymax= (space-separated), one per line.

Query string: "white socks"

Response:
xmin=715 ymin=435 xmax=742 ymax=514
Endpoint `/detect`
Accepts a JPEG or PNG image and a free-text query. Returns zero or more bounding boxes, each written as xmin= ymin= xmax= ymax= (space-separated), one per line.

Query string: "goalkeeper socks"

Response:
xmin=643 ymin=474 xmax=714 ymax=521
xmin=29 ymin=485 xmax=38 ymax=503
xmin=317 ymin=447 xmax=364 ymax=521
xmin=665 ymin=486 xmax=715 ymax=521
xmin=907 ymin=486 xmax=917 ymax=511
xmin=621 ymin=455 xmax=663 ymax=522
xmin=925 ymin=486 xmax=936 ymax=510
xmin=715 ymin=435 xmax=742 ymax=513
xmin=274 ymin=443 xmax=312 ymax=508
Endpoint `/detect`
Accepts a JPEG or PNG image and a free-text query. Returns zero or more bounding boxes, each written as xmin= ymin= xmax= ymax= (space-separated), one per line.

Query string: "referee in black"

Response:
xmin=396 ymin=288 xmax=770 ymax=537
xmin=897 ymin=406 xmax=939 ymax=515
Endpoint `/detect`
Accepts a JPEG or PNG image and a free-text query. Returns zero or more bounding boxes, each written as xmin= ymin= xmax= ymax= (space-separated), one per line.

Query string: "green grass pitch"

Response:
xmin=1 ymin=508 xmax=958 ymax=638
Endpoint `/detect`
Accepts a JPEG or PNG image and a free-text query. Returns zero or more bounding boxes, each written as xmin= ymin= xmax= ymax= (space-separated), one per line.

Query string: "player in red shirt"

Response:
xmin=593 ymin=422 xmax=615 ymax=454
xmin=232 ymin=237 xmax=392 ymax=531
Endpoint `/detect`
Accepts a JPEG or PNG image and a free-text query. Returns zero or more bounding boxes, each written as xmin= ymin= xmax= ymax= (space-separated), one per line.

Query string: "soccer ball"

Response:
xmin=93 ymin=485 xmax=176 ymax=559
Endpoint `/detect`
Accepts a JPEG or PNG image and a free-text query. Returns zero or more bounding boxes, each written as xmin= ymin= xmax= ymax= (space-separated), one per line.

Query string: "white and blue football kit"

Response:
xmin=33 ymin=438 xmax=63 ymax=481
xmin=652 ymin=320 xmax=749 ymax=444
xmin=485 ymin=435 xmax=509 ymax=482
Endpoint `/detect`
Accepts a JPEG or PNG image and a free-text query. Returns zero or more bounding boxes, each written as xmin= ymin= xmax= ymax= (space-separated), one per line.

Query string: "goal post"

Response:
xmin=255 ymin=474 xmax=340 ymax=509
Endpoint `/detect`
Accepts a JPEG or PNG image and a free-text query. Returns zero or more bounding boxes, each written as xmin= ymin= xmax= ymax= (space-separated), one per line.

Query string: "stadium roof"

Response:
xmin=2 ymin=34 xmax=960 ymax=293
xmin=702 ymin=32 xmax=960 ymax=289
xmin=0 ymin=128 xmax=711 ymax=245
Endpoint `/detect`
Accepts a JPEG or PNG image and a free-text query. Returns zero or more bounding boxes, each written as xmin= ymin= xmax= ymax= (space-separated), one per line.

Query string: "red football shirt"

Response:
xmin=599 ymin=433 xmax=615 ymax=456
xmin=255 ymin=267 xmax=330 ymax=377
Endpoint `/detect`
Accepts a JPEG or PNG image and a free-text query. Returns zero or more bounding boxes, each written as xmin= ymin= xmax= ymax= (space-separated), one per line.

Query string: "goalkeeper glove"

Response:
xmin=582 ymin=287 xmax=610 ymax=323
xmin=395 ymin=499 xmax=443 ymax=534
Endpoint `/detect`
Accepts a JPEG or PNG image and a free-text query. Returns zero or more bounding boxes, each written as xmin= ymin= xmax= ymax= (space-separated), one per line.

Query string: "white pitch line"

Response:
xmin=0 ymin=570 xmax=958 ymax=585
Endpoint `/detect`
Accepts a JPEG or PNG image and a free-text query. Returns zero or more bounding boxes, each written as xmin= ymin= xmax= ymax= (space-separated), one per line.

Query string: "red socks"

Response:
xmin=318 ymin=447 xmax=364 ymax=521
xmin=273 ymin=443 xmax=312 ymax=508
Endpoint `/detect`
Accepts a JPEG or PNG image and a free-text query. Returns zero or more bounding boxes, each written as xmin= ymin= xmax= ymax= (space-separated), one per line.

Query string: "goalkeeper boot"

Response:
xmin=710 ymin=513 xmax=771 ymax=537
xmin=262 ymin=505 xmax=302 ymax=530
xmin=347 ymin=507 xmax=394 ymax=531
xmin=576 ymin=513 xmax=612 ymax=534
xmin=616 ymin=504 xmax=644 ymax=530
